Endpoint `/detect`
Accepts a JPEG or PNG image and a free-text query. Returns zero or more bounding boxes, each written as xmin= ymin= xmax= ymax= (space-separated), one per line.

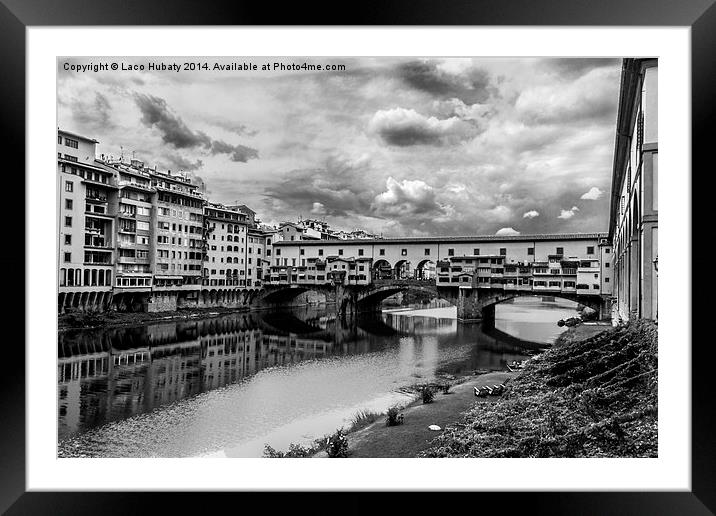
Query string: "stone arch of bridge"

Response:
xmin=474 ymin=291 xmax=602 ymax=314
xmin=356 ymin=284 xmax=456 ymax=311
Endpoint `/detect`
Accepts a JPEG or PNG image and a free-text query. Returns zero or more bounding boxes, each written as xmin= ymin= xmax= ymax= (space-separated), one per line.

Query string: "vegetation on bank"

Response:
xmin=58 ymin=306 xmax=249 ymax=330
xmin=421 ymin=320 xmax=658 ymax=458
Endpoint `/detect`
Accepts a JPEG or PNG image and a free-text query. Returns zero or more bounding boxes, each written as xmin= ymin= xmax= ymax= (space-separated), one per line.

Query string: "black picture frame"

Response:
xmin=2 ymin=0 xmax=708 ymax=513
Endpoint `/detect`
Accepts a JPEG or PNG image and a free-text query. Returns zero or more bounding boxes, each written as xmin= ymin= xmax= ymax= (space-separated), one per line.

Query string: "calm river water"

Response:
xmin=57 ymin=297 xmax=579 ymax=457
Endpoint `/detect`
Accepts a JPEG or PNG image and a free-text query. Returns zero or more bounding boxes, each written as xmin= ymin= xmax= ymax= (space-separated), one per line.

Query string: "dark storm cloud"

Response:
xmin=72 ymin=92 xmax=114 ymax=130
xmin=398 ymin=60 xmax=491 ymax=104
xmin=210 ymin=140 xmax=259 ymax=162
xmin=543 ymin=58 xmax=621 ymax=78
xmin=133 ymin=93 xmax=259 ymax=162
xmin=264 ymin=156 xmax=376 ymax=217
xmin=161 ymin=155 xmax=204 ymax=172
xmin=369 ymin=108 xmax=479 ymax=147
xmin=134 ymin=93 xmax=211 ymax=148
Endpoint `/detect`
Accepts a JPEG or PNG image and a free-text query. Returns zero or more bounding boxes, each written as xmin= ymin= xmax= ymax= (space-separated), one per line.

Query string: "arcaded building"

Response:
xmin=57 ymin=130 xmax=117 ymax=312
xmin=609 ymin=58 xmax=658 ymax=321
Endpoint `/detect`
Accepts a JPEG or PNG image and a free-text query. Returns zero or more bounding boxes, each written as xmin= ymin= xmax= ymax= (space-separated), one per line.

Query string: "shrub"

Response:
xmin=386 ymin=405 xmax=403 ymax=427
xmin=441 ymin=383 xmax=451 ymax=394
xmin=325 ymin=429 xmax=349 ymax=458
xmin=262 ymin=442 xmax=318 ymax=458
xmin=421 ymin=385 xmax=435 ymax=404
xmin=349 ymin=409 xmax=382 ymax=432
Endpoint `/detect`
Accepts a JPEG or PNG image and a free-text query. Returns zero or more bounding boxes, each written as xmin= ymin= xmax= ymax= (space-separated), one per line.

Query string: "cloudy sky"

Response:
xmin=57 ymin=57 xmax=622 ymax=237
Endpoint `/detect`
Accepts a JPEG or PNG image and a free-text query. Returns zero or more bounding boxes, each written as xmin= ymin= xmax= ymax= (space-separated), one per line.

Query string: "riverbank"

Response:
xmin=313 ymin=320 xmax=656 ymax=458
xmin=421 ymin=320 xmax=657 ymax=457
xmin=313 ymin=371 xmax=516 ymax=458
xmin=58 ymin=305 xmax=255 ymax=331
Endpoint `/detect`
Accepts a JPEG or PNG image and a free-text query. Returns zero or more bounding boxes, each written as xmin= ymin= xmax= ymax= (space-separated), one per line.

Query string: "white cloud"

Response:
xmin=523 ymin=210 xmax=540 ymax=219
xmin=580 ymin=186 xmax=604 ymax=200
xmin=311 ymin=202 xmax=326 ymax=215
xmin=495 ymin=227 xmax=520 ymax=236
xmin=558 ymin=206 xmax=580 ymax=219
xmin=373 ymin=176 xmax=441 ymax=216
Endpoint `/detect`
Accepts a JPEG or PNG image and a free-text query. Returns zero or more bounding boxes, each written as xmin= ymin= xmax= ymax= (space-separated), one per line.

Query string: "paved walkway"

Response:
xmin=317 ymin=371 xmax=516 ymax=458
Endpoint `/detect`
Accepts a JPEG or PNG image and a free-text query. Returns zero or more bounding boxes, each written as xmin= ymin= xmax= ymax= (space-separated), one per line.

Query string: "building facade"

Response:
xmin=608 ymin=58 xmax=658 ymax=321
xmin=57 ymin=130 xmax=117 ymax=312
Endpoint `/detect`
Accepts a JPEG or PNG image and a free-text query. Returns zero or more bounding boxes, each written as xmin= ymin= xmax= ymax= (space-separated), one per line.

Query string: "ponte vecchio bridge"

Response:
xmin=263 ymin=232 xmax=613 ymax=322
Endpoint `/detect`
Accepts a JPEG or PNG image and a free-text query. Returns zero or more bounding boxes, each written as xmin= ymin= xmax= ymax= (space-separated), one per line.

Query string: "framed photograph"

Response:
xmin=3 ymin=0 xmax=708 ymax=512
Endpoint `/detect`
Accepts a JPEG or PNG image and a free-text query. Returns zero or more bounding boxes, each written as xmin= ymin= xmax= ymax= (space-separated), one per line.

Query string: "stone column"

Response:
xmin=456 ymin=286 xmax=483 ymax=322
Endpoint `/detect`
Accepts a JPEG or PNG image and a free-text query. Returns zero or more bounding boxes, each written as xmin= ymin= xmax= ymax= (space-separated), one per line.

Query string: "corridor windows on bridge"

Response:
xmin=65 ymin=216 xmax=72 ymax=227
xmin=379 ymin=249 xmax=385 ymax=256
xmin=528 ymin=248 xmax=534 ymax=256
xmin=500 ymin=248 xmax=506 ymax=256
xmin=358 ymin=249 xmax=364 ymax=256
xmin=64 ymin=235 xmax=71 ymax=245
xmin=556 ymin=247 xmax=564 ymax=255
xmin=65 ymin=181 xmax=73 ymax=192
xmin=448 ymin=248 xmax=455 ymax=256
xmin=401 ymin=249 xmax=407 ymax=256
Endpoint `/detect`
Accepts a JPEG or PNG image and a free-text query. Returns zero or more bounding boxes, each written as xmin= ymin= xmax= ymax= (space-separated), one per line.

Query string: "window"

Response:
xmin=473 ymin=248 xmax=480 ymax=255
xmin=58 ymin=135 xmax=62 ymax=144
xmin=358 ymin=249 xmax=364 ymax=256
xmin=593 ymin=284 xmax=600 ymax=289
xmin=605 ymin=263 xmax=610 ymax=268
xmin=63 ymin=252 xmax=71 ymax=262
xmin=425 ymin=248 xmax=430 ymax=256
xmin=64 ymin=235 xmax=71 ymax=245
xmin=499 ymin=248 xmax=506 ymax=256
xmin=338 ymin=249 xmax=343 ymax=256
xmin=379 ymin=249 xmax=385 ymax=256
xmin=318 ymin=249 xmax=323 ymax=256
xmin=605 ymin=277 xmax=610 ymax=283
xmin=448 ymin=248 xmax=454 ymax=256
xmin=65 ymin=138 xmax=79 ymax=149
xmin=65 ymin=181 xmax=73 ymax=192
xmin=556 ymin=247 xmax=564 ymax=255
xmin=587 ymin=246 xmax=595 ymax=255
xmin=65 ymin=199 xmax=73 ymax=210
xmin=275 ymin=248 xmax=281 ymax=256
xmin=605 ymin=248 xmax=611 ymax=253
xmin=401 ymin=249 xmax=407 ymax=256
xmin=64 ymin=216 xmax=72 ymax=227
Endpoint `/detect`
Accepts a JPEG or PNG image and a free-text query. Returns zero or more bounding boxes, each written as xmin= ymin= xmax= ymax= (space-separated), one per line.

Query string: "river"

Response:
xmin=57 ymin=296 xmax=579 ymax=457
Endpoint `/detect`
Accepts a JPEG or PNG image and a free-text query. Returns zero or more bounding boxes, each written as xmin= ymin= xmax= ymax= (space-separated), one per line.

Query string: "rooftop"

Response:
xmin=273 ymin=232 xmax=608 ymax=246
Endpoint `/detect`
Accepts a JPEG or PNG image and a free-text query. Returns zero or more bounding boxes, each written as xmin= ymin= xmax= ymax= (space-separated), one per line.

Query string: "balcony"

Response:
xmin=86 ymin=193 xmax=109 ymax=202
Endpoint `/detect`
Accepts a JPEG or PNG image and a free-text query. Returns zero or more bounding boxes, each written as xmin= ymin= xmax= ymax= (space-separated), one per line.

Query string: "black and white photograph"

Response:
xmin=55 ymin=55 xmax=657 ymax=460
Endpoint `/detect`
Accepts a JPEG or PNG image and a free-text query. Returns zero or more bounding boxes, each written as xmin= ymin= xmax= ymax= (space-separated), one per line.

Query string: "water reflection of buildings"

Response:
xmin=58 ymin=308 xmax=538 ymax=441
xmin=58 ymin=312 xmax=346 ymax=439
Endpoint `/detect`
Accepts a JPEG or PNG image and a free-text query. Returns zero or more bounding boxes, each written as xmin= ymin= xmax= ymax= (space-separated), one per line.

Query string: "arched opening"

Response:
xmin=415 ymin=259 xmax=436 ymax=280
xmin=394 ymin=260 xmax=411 ymax=280
xmin=372 ymin=259 xmax=392 ymax=280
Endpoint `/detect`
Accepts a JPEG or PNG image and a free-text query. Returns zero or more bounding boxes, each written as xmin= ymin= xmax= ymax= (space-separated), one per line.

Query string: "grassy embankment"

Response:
xmin=58 ymin=305 xmax=250 ymax=331
xmin=420 ymin=320 xmax=658 ymax=458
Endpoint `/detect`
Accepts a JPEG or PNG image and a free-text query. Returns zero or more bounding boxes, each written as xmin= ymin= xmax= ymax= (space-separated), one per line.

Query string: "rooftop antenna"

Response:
xmin=120 ymin=145 xmax=124 ymax=161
